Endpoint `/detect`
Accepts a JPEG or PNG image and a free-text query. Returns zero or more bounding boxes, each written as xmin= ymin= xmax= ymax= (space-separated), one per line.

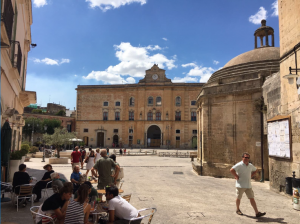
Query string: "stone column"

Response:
xmin=272 ymin=34 xmax=274 ymax=47
xmin=255 ymin=35 xmax=257 ymax=49
xmin=260 ymin=36 xmax=264 ymax=47
xmin=265 ymin=30 xmax=269 ymax=46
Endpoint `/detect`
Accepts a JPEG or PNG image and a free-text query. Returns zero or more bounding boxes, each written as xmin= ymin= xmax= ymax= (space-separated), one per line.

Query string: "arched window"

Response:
xmin=148 ymin=97 xmax=153 ymax=105
xmin=175 ymin=97 xmax=181 ymax=106
xmin=156 ymin=112 xmax=161 ymax=121
xmin=191 ymin=112 xmax=196 ymax=121
xmin=156 ymin=97 xmax=162 ymax=106
xmin=115 ymin=112 xmax=120 ymax=121
xmin=129 ymin=97 xmax=134 ymax=106
xmin=103 ymin=112 xmax=108 ymax=120
xmin=147 ymin=112 xmax=153 ymax=121
xmin=129 ymin=111 xmax=134 ymax=121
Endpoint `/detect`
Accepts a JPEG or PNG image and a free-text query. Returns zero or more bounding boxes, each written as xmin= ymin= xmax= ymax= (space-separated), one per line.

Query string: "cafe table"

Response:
xmin=90 ymin=202 xmax=109 ymax=224
xmin=97 ymin=189 xmax=124 ymax=194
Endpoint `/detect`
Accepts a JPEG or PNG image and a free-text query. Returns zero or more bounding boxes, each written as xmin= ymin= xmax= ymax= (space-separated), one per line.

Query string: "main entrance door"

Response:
xmin=147 ymin=125 xmax=161 ymax=147
xmin=83 ymin=136 xmax=89 ymax=146
xmin=113 ymin=135 xmax=119 ymax=147
xmin=97 ymin=132 xmax=104 ymax=147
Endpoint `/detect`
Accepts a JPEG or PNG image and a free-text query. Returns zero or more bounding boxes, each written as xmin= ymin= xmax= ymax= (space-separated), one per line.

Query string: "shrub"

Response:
xmin=10 ymin=151 xmax=23 ymax=160
xmin=20 ymin=144 xmax=30 ymax=155
xmin=29 ymin=146 xmax=39 ymax=154
xmin=55 ymin=110 xmax=66 ymax=116
xmin=32 ymin=109 xmax=42 ymax=114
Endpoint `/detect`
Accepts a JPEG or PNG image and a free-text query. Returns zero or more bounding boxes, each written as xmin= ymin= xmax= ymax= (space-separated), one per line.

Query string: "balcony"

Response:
xmin=1 ymin=0 xmax=14 ymax=47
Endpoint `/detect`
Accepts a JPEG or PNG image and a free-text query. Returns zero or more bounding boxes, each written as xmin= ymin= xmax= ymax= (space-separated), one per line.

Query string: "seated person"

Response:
xmin=36 ymin=182 xmax=73 ymax=224
xmin=70 ymin=165 xmax=81 ymax=193
xmin=33 ymin=164 xmax=54 ymax=202
xmin=12 ymin=164 xmax=33 ymax=206
xmin=51 ymin=172 xmax=66 ymax=191
xmin=65 ymin=184 xmax=91 ymax=224
xmin=106 ymin=185 xmax=141 ymax=224
xmin=74 ymin=181 xmax=98 ymax=201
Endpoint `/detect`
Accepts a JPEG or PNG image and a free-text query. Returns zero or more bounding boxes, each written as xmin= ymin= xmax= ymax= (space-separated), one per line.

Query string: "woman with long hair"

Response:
xmin=85 ymin=150 xmax=96 ymax=178
xmin=64 ymin=184 xmax=91 ymax=224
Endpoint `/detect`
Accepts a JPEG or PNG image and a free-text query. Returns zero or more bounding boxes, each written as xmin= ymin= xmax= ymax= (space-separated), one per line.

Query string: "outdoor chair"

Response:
xmin=52 ymin=185 xmax=59 ymax=194
xmin=121 ymin=194 xmax=132 ymax=203
xmin=41 ymin=181 xmax=53 ymax=200
xmin=11 ymin=184 xmax=34 ymax=212
xmin=119 ymin=182 xmax=123 ymax=190
xmin=129 ymin=208 xmax=157 ymax=224
xmin=30 ymin=206 xmax=55 ymax=224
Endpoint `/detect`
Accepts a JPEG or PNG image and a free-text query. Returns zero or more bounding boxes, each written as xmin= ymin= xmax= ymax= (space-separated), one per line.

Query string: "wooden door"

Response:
xmin=97 ymin=132 xmax=104 ymax=147
xmin=176 ymin=140 xmax=180 ymax=148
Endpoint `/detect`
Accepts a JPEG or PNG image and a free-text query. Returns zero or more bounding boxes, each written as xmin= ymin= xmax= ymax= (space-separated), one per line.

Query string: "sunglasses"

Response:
xmin=244 ymin=157 xmax=250 ymax=159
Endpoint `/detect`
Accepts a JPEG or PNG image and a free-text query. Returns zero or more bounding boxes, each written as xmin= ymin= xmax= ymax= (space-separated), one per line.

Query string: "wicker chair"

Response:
xmin=30 ymin=206 xmax=55 ymax=224
xmin=11 ymin=184 xmax=34 ymax=212
xmin=121 ymin=194 xmax=132 ymax=203
xmin=129 ymin=208 xmax=157 ymax=224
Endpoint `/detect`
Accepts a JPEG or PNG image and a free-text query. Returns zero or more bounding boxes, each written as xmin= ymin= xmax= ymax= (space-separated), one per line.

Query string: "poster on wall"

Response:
xmin=267 ymin=118 xmax=291 ymax=159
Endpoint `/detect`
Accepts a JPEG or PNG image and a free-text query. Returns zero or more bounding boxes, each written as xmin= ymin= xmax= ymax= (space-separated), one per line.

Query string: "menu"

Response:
xmin=267 ymin=119 xmax=291 ymax=158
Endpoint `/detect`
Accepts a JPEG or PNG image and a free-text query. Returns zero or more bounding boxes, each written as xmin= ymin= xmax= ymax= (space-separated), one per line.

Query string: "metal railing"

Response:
xmin=1 ymin=0 xmax=14 ymax=41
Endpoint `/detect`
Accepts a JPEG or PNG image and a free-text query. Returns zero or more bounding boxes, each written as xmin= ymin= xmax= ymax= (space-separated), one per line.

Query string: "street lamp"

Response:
xmin=42 ymin=125 xmax=48 ymax=162
xmin=27 ymin=120 xmax=38 ymax=147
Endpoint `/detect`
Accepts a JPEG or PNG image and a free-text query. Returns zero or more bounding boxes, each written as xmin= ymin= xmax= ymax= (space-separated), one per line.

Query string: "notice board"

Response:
xmin=267 ymin=116 xmax=291 ymax=159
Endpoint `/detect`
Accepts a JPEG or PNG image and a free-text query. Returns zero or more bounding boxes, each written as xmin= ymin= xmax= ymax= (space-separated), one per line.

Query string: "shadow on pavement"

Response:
xmin=244 ymin=215 xmax=287 ymax=223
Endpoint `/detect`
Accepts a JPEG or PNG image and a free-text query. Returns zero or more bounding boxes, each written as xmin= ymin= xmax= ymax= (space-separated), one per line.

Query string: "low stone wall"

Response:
xmin=33 ymin=152 xmax=43 ymax=158
xmin=49 ymin=157 xmax=68 ymax=164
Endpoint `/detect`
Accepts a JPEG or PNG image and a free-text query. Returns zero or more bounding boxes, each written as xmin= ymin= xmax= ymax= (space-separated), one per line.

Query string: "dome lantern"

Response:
xmin=254 ymin=20 xmax=275 ymax=49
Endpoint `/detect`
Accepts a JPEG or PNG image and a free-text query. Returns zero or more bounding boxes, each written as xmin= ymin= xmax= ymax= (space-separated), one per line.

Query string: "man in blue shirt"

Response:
xmin=230 ymin=152 xmax=266 ymax=218
xmin=70 ymin=165 xmax=81 ymax=193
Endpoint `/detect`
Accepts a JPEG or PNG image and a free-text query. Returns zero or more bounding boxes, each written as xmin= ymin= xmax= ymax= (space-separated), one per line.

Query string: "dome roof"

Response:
xmin=223 ymin=47 xmax=280 ymax=68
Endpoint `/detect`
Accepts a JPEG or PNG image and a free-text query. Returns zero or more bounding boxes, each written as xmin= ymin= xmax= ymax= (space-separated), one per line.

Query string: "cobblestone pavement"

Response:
xmin=1 ymin=151 xmax=299 ymax=224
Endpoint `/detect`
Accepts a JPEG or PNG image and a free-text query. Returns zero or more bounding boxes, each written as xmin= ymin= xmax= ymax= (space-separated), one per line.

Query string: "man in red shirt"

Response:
xmin=71 ymin=146 xmax=82 ymax=170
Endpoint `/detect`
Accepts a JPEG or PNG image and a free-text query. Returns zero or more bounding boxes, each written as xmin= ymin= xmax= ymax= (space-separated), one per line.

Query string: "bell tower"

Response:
xmin=254 ymin=20 xmax=275 ymax=49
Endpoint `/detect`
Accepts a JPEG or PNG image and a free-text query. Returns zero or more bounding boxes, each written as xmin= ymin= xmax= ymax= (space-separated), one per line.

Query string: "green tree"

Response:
xmin=43 ymin=128 xmax=76 ymax=158
xmin=55 ymin=110 xmax=66 ymax=116
xmin=32 ymin=109 xmax=43 ymax=114
xmin=22 ymin=118 xmax=43 ymax=143
xmin=42 ymin=119 xmax=62 ymax=135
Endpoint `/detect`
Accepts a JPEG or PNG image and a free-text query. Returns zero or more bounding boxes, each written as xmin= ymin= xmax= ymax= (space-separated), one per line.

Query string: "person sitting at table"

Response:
xmin=12 ymin=164 xmax=33 ymax=206
xmin=106 ymin=185 xmax=141 ymax=224
xmin=74 ymin=181 xmax=98 ymax=201
xmin=36 ymin=182 xmax=73 ymax=224
xmin=51 ymin=172 xmax=66 ymax=191
xmin=70 ymin=165 xmax=82 ymax=193
xmin=64 ymin=184 xmax=91 ymax=224
xmin=33 ymin=164 xmax=54 ymax=202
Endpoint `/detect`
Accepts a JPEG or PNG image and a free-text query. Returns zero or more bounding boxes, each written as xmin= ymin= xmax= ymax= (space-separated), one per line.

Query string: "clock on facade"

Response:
xmin=152 ymin=74 xmax=158 ymax=80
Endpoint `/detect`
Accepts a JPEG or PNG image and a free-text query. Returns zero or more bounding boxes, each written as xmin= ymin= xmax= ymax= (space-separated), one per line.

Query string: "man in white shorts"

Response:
xmin=230 ymin=152 xmax=266 ymax=217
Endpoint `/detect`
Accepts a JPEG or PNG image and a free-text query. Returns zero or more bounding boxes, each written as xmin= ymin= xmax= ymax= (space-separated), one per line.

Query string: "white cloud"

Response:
xmin=271 ymin=0 xmax=278 ymax=16
xmin=213 ymin=60 xmax=219 ymax=65
xmin=33 ymin=0 xmax=48 ymax=8
xmin=172 ymin=76 xmax=198 ymax=83
xmin=162 ymin=38 xmax=168 ymax=41
xmin=249 ymin=7 xmax=267 ymax=24
xmin=182 ymin=63 xmax=197 ymax=68
xmin=86 ymin=0 xmax=146 ymax=11
xmin=83 ymin=42 xmax=177 ymax=84
xmin=33 ymin=58 xmax=71 ymax=65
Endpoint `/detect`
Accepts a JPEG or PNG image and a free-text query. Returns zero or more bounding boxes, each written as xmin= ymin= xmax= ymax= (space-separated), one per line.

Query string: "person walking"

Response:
xmin=106 ymin=147 xmax=110 ymax=156
xmin=71 ymin=146 xmax=82 ymax=170
xmin=95 ymin=148 xmax=101 ymax=162
xmin=230 ymin=152 xmax=266 ymax=217
xmin=124 ymin=148 xmax=126 ymax=156
xmin=85 ymin=150 xmax=96 ymax=178
xmin=91 ymin=149 xmax=120 ymax=189
xmin=119 ymin=148 xmax=123 ymax=156
xmin=80 ymin=146 xmax=86 ymax=169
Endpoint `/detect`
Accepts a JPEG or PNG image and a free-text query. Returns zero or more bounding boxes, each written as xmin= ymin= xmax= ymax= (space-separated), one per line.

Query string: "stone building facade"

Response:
xmin=262 ymin=1 xmax=300 ymax=191
xmin=76 ymin=65 xmax=203 ymax=148
xmin=193 ymin=21 xmax=280 ymax=179
xmin=1 ymin=0 xmax=36 ymax=151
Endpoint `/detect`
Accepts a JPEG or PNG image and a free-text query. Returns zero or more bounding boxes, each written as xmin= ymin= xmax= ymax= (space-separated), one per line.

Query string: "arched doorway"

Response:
xmin=83 ymin=136 xmax=89 ymax=146
xmin=147 ymin=125 xmax=161 ymax=147
xmin=113 ymin=135 xmax=119 ymax=147
xmin=192 ymin=136 xmax=197 ymax=148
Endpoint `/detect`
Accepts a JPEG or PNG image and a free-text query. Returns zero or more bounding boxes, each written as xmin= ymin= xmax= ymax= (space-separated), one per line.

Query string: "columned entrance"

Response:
xmin=147 ymin=125 xmax=161 ymax=147
xmin=97 ymin=132 xmax=104 ymax=147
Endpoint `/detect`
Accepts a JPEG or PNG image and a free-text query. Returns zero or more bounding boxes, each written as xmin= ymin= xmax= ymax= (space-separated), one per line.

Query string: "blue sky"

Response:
xmin=26 ymin=0 xmax=279 ymax=110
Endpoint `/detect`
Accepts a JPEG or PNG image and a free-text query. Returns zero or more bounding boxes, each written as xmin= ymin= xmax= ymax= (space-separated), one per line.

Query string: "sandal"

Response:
xmin=236 ymin=209 xmax=243 ymax=215
xmin=256 ymin=212 xmax=266 ymax=217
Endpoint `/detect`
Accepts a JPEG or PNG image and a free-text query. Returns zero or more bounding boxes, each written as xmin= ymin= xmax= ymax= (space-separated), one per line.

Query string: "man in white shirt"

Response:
xmin=106 ymin=185 xmax=141 ymax=224
xmin=230 ymin=152 xmax=266 ymax=218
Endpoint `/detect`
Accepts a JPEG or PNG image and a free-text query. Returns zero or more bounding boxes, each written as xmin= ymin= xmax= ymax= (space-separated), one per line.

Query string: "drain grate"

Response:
xmin=173 ymin=171 xmax=183 ymax=174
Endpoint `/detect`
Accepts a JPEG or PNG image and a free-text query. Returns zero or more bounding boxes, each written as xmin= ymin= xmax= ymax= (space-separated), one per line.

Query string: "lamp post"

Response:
xmin=42 ymin=125 xmax=48 ymax=162
xmin=28 ymin=119 xmax=38 ymax=147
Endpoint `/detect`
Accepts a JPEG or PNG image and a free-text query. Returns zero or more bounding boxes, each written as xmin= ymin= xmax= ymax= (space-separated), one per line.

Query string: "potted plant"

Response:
xmin=20 ymin=144 xmax=30 ymax=163
xmin=9 ymin=150 xmax=22 ymax=182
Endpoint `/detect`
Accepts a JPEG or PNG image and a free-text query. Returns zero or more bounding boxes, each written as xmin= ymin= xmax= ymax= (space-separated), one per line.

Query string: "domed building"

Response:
xmin=193 ymin=20 xmax=280 ymax=179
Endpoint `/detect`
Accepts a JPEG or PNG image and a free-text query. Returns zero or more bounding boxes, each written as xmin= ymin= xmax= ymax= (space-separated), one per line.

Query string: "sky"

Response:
xmin=26 ymin=0 xmax=279 ymax=110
